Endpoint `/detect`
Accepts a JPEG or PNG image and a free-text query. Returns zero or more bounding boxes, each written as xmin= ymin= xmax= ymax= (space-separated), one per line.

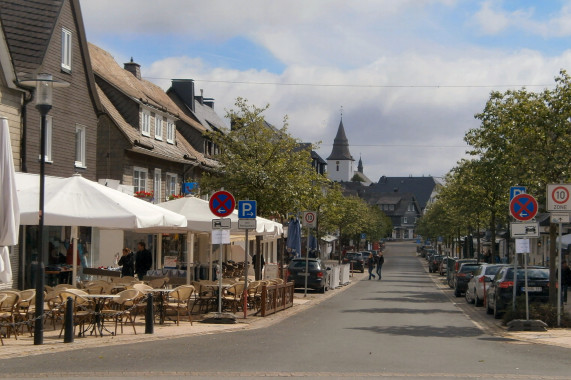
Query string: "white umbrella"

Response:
xmin=16 ymin=173 xmax=187 ymax=229
xmin=0 ymin=117 xmax=20 ymax=283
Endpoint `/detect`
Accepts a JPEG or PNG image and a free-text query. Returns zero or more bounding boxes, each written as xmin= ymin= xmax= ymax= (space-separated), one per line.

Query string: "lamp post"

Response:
xmin=19 ymin=74 xmax=69 ymax=345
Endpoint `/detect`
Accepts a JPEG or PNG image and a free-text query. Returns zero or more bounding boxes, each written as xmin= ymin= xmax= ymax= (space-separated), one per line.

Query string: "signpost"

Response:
xmin=208 ymin=191 xmax=235 ymax=322
xmin=546 ymin=184 xmax=571 ymax=326
xmin=238 ymin=200 xmax=257 ymax=318
xmin=302 ymin=211 xmax=316 ymax=297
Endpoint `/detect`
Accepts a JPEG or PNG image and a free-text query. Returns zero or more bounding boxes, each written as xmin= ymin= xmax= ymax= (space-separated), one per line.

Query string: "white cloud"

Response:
xmin=80 ymin=0 xmax=571 ymax=179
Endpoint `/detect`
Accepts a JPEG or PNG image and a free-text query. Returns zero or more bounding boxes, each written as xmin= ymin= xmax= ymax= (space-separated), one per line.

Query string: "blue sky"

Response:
xmin=80 ymin=0 xmax=571 ymax=180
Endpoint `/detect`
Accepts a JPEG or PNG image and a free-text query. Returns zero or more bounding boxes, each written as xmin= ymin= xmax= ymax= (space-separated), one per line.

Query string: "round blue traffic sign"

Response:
xmin=209 ymin=191 xmax=235 ymax=217
xmin=510 ymin=193 xmax=538 ymax=221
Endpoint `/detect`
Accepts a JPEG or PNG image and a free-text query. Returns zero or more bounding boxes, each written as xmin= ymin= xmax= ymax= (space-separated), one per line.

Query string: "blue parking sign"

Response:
xmin=510 ymin=186 xmax=526 ymax=201
xmin=238 ymin=200 xmax=256 ymax=219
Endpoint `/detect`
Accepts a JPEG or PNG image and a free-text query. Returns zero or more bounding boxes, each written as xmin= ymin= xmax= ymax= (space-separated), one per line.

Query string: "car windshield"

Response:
xmin=459 ymin=264 xmax=480 ymax=273
xmin=505 ymin=268 xmax=549 ymax=280
xmin=291 ymin=261 xmax=319 ymax=270
xmin=484 ymin=265 xmax=503 ymax=276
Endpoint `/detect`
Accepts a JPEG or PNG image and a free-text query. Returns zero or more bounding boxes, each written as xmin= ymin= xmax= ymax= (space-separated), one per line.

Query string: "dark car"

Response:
xmin=448 ymin=258 xmax=477 ymax=288
xmin=342 ymin=252 xmax=365 ymax=273
xmin=428 ymin=255 xmax=444 ymax=273
xmin=453 ymin=262 xmax=482 ymax=297
xmin=486 ymin=266 xmax=550 ymax=319
xmin=286 ymin=258 xmax=330 ymax=293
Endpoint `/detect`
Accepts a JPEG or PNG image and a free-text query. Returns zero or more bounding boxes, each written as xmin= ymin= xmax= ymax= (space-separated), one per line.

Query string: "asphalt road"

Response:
xmin=1 ymin=242 xmax=569 ymax=379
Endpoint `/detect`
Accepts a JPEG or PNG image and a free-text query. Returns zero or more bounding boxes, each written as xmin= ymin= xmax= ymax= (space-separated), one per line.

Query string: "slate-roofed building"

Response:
xmin=366 ymin=192 xmax=422 ymax=239
xmin=372 ymin=175 xmax=440 ymax=213
xmin=89 ymin=43 xmax=217 ymax=202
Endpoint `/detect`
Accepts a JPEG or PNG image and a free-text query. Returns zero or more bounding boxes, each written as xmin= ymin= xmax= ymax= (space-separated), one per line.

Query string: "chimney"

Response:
xmin=124 ymin=57 xmax=141 ymax=80
xmin=171 ymin=79 xmax=195 ymax=112
xmin=199 ymin=89 xmax=204 ymax=105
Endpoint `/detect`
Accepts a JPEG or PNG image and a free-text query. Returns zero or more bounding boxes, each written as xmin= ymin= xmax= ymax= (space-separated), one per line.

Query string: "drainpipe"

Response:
xmin=20 ymin=90 xmax=34 ymax=172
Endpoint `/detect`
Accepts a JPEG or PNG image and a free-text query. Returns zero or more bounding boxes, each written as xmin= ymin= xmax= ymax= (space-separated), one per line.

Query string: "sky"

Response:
xmin=79 ymin=0 xmax=571 ymax=181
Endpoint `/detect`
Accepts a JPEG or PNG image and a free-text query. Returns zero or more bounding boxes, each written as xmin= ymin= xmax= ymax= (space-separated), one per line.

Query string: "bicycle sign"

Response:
xmin=547 ymin=184 xmax=571 ymax=211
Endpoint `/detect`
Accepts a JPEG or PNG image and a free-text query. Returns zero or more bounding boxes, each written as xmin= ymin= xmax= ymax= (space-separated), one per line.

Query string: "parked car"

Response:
xmin=453 ymin=262 xmax=482 ymax=297
xmin=486 ymin=266 xmax=550 ymax=319
xmin=342 ymin=252 xmax=365 ymax=273
xmin=286 ymin=258 xmax=331 ymax=293
xmin=448 ymin=258 xmax=477 ymax=288
xmin=465 ymin=264 xmax=506 ymax=306
xmin=428 ymin=255 xmax=444 ymax=273
xmin=439 ymin=256 xmax=451 ymax=276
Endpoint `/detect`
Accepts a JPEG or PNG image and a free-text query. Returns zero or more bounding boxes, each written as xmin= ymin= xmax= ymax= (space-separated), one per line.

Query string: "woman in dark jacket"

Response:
xmin=118 ymin=248 xmax=134 ymax=277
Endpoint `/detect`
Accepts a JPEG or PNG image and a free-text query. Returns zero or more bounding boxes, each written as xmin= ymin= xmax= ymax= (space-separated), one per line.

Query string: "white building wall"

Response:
xmin=327 ymin=159 xmax=354 ymax=182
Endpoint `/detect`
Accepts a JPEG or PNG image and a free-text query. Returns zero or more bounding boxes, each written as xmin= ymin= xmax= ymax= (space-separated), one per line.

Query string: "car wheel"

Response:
xmin=486 ymin=298 xmax=493 ymax=314
xmin=320 ymin=286 xmax=326 ymax=294
xmin=454 ymin=286 xmax=461 ymax=297
xmin=465 ymin=290 xmax=474 ymax=304
xmin=475 ymin=293 xmax=482 ymax=307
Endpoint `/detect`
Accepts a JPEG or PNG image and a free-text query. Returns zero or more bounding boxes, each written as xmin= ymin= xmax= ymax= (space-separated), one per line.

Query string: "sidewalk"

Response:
xmin=1 ymin=272 xmax=365 ymax=359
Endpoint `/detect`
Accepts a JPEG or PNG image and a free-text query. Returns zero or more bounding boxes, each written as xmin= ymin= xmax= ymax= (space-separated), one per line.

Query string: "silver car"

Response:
xmin=465 ymin=264 xmax=506 ymax=306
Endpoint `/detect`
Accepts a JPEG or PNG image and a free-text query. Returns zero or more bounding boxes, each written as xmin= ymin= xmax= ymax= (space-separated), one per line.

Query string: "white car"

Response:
xmin=465 ymin=264 xmax=506 ymax=306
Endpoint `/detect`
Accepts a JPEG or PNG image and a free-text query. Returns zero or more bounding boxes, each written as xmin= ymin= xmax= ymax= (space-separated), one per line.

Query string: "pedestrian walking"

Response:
xmin=135 ymin=242 xmax=152 ymax=280
xmin=376 ymin=252 xmax=385 ymax=280
xmin=367 ymin=253 xmax=376 ymax=280
xmin=562 ymin=260 xmax=571 ymax=304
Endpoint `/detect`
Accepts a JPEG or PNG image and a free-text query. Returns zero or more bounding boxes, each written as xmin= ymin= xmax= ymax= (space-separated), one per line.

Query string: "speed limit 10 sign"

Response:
xmin=303 ymin=211 xmax=317 ymax=228
xmin=547 ymin=184 xmax=571 ymax=211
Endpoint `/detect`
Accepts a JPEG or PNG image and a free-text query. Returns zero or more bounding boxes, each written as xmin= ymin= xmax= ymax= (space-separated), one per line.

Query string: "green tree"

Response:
xmin=200 ymin=98 xmax=327 ymax=218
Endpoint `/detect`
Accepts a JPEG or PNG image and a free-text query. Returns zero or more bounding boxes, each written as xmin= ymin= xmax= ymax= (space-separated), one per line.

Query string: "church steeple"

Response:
xmin=326 ymin=118 xmax=354 ymax=161
xmin=358 ymin=155 xmax=363 ymax=173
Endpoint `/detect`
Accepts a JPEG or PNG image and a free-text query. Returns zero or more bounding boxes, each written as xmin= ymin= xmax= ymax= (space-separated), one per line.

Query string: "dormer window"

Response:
xmin=141 ymin=108 xmax=151 ymax=136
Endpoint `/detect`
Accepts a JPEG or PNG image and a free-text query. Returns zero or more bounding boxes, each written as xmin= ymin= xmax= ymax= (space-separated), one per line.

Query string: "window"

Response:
xmin=403 ymin=217 xmax=408 ymax=224
xmin=75 ymin=124 xmax=86 ymax=168
xmin=154 ymin=114 xmax=163 ymax=140
xmin=153 ymin=169 xmax=162 ymax=204
xmin=38 ymin=115 xmax=53 ymax=162
xmin=141 ymin=109 xmax=151 ymax=136
xmin=389 ymin=204 xmax=395 ymax=211
xmin=166 ymin=119 xmax=175 ymax=144
xmin=61 ymin=28 xmax=72 ymax=72
xmin=408 ymin=203 xmax=414 ymax=212
xmin=336 ymin=161 xmax=339 ymax=171
xmin=166 ymin=173 xmax=177 ymax=198
xmin=133 ymin=167 xmax=148 ymax=193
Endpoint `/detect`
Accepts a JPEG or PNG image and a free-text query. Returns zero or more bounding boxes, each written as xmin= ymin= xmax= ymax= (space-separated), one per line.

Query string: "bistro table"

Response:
xmin=199 ymin=283 xmax=234 ymax=313
xmin=146 ymin=289 xmax=174 ymax=324
xmin=83 ymin=294 xmax=119 ymax=336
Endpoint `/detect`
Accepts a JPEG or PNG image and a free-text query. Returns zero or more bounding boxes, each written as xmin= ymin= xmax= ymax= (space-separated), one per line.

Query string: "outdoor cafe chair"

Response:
xmin=58 ymin=290 xmax=93 ymax=338
xmin=102 ymin=289 xmax=142 ymax=335
xmin=146 ymin=277 xmax=169 ymax=289
xmin=222 ymin=282 xmax=245 ymax=313
xmin=164 ymin=285 xmax=194 ymax=325
xmin=15 ymin=289 xmax=36 ymax=336
xmin=190 ymin=281 xmax=216 ymax=314
xmin=0 ymin=290 xmax=20 ymax=340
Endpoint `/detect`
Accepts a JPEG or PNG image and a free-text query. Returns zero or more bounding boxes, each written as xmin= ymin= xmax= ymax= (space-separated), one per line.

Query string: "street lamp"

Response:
xmin=19 ymin=73 xmax=69 ymax=345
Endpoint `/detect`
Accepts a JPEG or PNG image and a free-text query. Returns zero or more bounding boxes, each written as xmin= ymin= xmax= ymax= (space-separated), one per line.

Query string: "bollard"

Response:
xmin=145 ymin=292 xmax=154 ymax=334
xmin=64 ymin=296 xmax=74 ymax=343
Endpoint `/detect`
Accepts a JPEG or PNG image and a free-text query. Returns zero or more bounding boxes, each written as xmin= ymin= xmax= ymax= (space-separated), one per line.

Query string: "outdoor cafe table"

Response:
xmin=83 ymin=294 xmax=119 ymax=336
xmin=146 ymin=289 xmax=174 ymax=325
xmin=199 ymin=283 xmax=234 ymax=313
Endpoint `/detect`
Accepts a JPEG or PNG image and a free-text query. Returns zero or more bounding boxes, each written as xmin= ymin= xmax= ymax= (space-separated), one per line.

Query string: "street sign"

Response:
xmin=211 ymin=229 xmax=230 ymax=244
xmin=238 ymin=200 xmax=256 ymax=219
xmin=510 ymin=186 xmax=526 ymax=201
xmin=551 ymin=212 xmax=570 ymax=223
xmin=302 ymin=211 xmax=316 ymax=228
xmin=510 ymin=193 xmax=538 ymax=221
xmin=547 ymin=184 xmax=571 ymax=211
xmin=511 ymin=222 xmax=539 ymax=238
xmin=212 ymin=218 xmax=231 ymax=229
xmin=238 ymin=219 xmax=257 ymax=229
xmin=360 ymin=233 xmax=367 ymax=240
xmin=209 ymin=191 xmax=235 ymax=217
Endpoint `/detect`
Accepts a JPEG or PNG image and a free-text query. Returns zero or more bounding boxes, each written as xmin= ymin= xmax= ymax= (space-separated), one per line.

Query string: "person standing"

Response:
xmin=135 ymin=242 xmax=152 ymax=280
xmin=118 ymin=248 xmax=134 ymax=277
xmin=562 ymin=260 xmax=571 ymax=304
xmin=367 ymin=253 xmax=376 ymax=280
xmin=376 ymin=252 xmax=385 ymax=280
